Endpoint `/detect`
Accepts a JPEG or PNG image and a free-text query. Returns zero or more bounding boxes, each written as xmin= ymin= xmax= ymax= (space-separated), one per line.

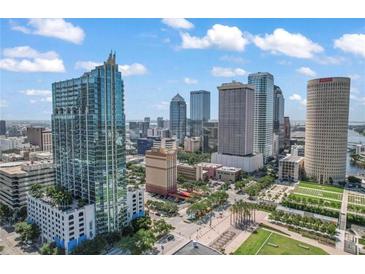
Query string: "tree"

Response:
xmin=0 ymin=203 xmax=13 ymax=224
xmin=15 ymin=222 xmax=40 ymax=243
xmin=30 ymin=183 xmax=43 ymax=198
xmin=132 ymin=229 xmax=156 ymax=254
xmin=131 ymin=216 xmax=152 ymax=232
xmin=152 ymin=219 xmax=174 ymax=238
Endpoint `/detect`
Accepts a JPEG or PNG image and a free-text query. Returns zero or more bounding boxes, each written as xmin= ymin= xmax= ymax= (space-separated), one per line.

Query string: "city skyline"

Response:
xmin=1 ymin=18 xmax=365 ymax=122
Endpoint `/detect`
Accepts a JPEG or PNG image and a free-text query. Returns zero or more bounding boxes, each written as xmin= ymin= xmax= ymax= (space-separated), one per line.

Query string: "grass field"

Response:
xmin=234 ymin=228 xmax=328 ymax=255
xmin=298 ymin=181 xmax=344 ymax=193
xmin=289 ymin=193 xmax=342 ymax=209
xmin=294 ymin=187 xmax=342 ymax=201
xmin=348 ymin=193 xmax=365 ymax=206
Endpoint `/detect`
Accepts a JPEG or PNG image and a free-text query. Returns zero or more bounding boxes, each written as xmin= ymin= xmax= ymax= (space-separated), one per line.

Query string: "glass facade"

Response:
xmin=52 ymin=53 xmax=127 ymax=233
xmin=169 ymin=94 xmax=187 ymax=143
xmin=248 ymin=72 xmax=274 ymax=159
xmin=190 ymin=90 xmax=210 ymax=137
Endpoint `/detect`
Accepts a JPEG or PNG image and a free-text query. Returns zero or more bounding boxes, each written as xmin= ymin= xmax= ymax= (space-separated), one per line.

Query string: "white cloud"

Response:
xmin=119 ymin=63 xmax=148 ymax=76
xmin=11 ymin=19 xmax=85 ymax=44
xmin=161 ymin=18 xmax=194 ymax=30
xmin=155 ymin=101 xmax=169 ymax=110
xmin=20 ymin=89 xmax=52 ymax=103
xmin=21 ymin=89 xmax=51 ymax=96
xmin=181 ymin=24 xmax=248 ymax=51
xmin=3 ymin=46 xmax=58 ymax=59
xmin=184 ymin=77 xmax=198 ymax=84
xmin=253 ymin=28 xmax=323 ymax=59
xmin=75 ymin=61 xmax=102 ymax=70
xmin=350 ymin=94 xmax=365 ymax=105
xmin=211 ymin=66 xmax=247 ymax=77
xmin=315 ymin=55 xmax=344 ymax=65
xmin=220 ymin=55 xmax=246 ymax=64
xmin=289 ymin=93 xmax=307 ymax=107
xmin=0 ymin=99 xmax=8 ymax=108
xmin=75 ymin=61 xmax=148 ymax=76
xmin=334 ymin=34 xmax=365 ymax=58
xmin=296 ymin=66 xmax=317 ymax=77
xmin=0 ymin=46 xmax=65 ymax=73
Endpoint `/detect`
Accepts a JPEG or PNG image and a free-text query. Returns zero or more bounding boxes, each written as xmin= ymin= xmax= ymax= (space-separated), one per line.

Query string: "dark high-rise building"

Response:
xmin=283 ymin=116 xmax=291 ymax=148
xmin=190 ymin=90 xmax=210 ymax=137
xmin=157 ymin=117 xmax=164 ymax=128
xmin=248 ymin=72 xmax=274 ymax=159
xmin=217 ymin=82 xmax=254 ymax=156
xmin=273 ymin=85 xmax=285 ymax=151
xmin=202 ymin=121 xmax=218 ymax=153
xmin=0 ymin=120 xmax=6 ymax=135
xmin=52 ymin=53 xmax=127 ymax=233
xmin=170 ymin=93 xmax=187 ymax=143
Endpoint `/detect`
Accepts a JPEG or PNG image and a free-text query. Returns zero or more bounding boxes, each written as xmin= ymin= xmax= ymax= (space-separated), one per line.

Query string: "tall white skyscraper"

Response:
xmin=248 ymin=72 xmax=274 ymax=160
xmin=304 ymin=77 xmax=350 ymax=183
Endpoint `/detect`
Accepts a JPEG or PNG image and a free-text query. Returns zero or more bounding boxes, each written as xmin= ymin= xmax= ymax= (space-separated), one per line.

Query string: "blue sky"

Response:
xmin=0 ymin=18 xmax=364 ymax=121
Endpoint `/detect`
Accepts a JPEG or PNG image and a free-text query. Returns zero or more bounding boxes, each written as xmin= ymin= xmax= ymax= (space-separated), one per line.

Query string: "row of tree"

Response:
xmin=187 ymin=191 xmax=228 ymax=219
xmin=30 ymin=184 xmax=73 ymax=207
xmin=270 ymin=211 xmax=337 ymax=236
xmin=243 ymin=175 xmax=275 ymax=198
xmin=145 ymin=200 xmax=178 ymax=216
xmin=281 ymin=199 xmax=340 ymax=218
xmin=285 ymin=194 xmax=341 ymax=209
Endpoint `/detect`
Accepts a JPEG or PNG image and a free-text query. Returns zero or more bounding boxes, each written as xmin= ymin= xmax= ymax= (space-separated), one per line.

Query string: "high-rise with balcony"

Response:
xmin=52 ymin=53 xmax=127 ymax=233
xmin=304 ymin=77 xmax=350 ymax=183
xmin=190 ymin=90 xmax=210 ymax=137
xmin=170 ymin=93 xmax=187 ymax=143
xmin=248 ymin=72 xmax=274 ymax=160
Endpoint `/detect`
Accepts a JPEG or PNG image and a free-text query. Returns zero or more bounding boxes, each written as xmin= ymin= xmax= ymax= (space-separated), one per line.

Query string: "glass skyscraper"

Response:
xmin=169 ymin=93 xmax=187 ymax=143
xmin=52 ymin=53 xmax=127 ymax=233
xmin=248 ymin=72 xmax=274 ymax=159
xmin=190 ymin=90 xmax=210 ymax=137
xmin=273 ymin=85 xmax=285 ymax=151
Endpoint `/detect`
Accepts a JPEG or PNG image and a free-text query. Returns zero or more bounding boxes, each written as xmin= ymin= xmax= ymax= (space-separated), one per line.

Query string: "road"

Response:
xmin=0 ymin=225 xmax=38 ymax=255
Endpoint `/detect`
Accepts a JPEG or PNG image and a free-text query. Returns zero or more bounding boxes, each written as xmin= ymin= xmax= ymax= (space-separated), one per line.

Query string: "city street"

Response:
xmin=0 ymin=225 xmax=38 ymax=255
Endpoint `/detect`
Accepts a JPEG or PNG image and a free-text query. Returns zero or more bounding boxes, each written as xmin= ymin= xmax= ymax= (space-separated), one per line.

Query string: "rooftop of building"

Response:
xmin=280 ymin=154 xmax=304 ymax=163
xmin=218 ymin=81 xmax=254 ymax=90
xmin=0 ymin=160 xmax=53 ymax=175
xmin=146 ymin=148 xmax=176 ymax=156
xmin=173 ymin=240 xmax=221 ymax=255
xmin=171 ymin=93 xmax=185 ymax=102
xmin=216 ymin=166 xmax=242 ymax=172
xmin=196 ymin=162 xmax=223 ymax=168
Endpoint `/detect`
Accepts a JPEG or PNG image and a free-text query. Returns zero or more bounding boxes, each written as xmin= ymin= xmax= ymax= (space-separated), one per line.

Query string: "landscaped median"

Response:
xmin=233 ymin=227 xmax=328 ymax=255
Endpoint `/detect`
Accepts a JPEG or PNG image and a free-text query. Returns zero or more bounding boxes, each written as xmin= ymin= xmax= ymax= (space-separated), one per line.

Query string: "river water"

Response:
xmin=347 ymin=129 xmax=365 ymax=175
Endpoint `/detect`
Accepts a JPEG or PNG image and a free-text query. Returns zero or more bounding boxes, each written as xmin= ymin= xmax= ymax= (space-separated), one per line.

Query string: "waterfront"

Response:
xmin=347 ymin=129 xmax=365 ymax=175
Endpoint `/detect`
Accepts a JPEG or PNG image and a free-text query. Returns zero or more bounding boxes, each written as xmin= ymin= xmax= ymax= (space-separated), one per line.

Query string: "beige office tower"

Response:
xmin=145 ymin=148 xmax=177 ymax=195
xmin=304 ymin=77 xmax=350 ymax=183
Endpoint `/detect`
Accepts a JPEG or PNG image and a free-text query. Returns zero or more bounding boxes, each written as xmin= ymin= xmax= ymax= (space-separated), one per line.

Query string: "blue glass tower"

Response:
xmin=52 ymin=53 xmax=126 ymax=233
xmin=248 ymin=72 xmax=274 ymax=159
xmin=170 ymin=93 xmax=187 ymax=143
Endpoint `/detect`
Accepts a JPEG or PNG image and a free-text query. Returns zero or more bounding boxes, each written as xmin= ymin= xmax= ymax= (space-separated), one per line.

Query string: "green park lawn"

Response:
xmin=234 ymin=228 xmax=328 ymax=255
xmin=298 ymin=181 xmax=344 ymax=193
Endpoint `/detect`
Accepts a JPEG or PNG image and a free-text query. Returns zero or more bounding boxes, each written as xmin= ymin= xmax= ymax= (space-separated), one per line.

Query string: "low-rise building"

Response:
xmin=177 ymin=163 xmax=197 ymax=181
xmin=216 ymin=166 xmax=241 ymax=182
xmin=355 ymin=144 xmax=365 ymax=156
xmin=211 ymin=153 xmax=263 ymax=173
xmin=152 ymin=138 xmax=177 ymax=150
xmin=0 ymin=161 xmax=54 ymax=209
xmin=291 ymin=144 xmax=305 ymax=157
xmin=0 ymin=136 xmax=30 ymax=151
xmin=126 ymin=185 xmax=145 ymax=222
xmin=27 ymin=195 xmax=95 ymax=254
xmin=184 ymin=137 xmax=201 ymax=153
xmin=196 ymin=162 xmax=222 ymax=180
xmin=137 ymin=138 xmax=153 ymax=155
xmin=279 ymin=154 xmax=304 ymax=182
xmin=145 ymin=148 xmax=177 ymax=195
